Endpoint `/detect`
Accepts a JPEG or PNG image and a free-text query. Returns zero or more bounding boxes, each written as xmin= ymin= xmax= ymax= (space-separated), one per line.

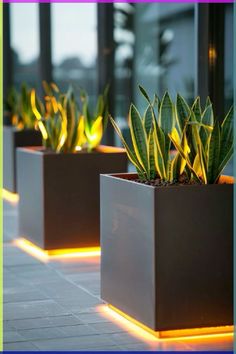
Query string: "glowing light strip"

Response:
xmin=98 ymin=304 xmax=233 ymax=342
xmin=14 ymin=238 xmax=100 ymax=262
xmin=2 ymin=189 xmax=19 ymax=204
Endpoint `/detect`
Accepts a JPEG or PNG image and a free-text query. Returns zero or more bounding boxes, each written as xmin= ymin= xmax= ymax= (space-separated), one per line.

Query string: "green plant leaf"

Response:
xmin=144 ymin=105 xmax=153 ymax=135
xmin=154 ymin=126 xmax=166 ymax=179
xmin=176 ymin=93 xmax=190 ymax=132
xmin=215 ymin=145 xmax=233 ymax=183
xmin=219 ymin=106 xmax=233 ymax=166
xmin=148 ymin=128 xmax=156 ymax=179
xmin=169 ymin=133 xmax=200 ymax=181
xmin=207 ymin=122 xmax=220 ymax=183
xmin=110 ymin=115 xmax=146 ymax=178
xmin=192 ymin=96 xmax=201 ymax=122
xmin=201 ymin=104 xmax=214 ymax=127
xmin=159 ymin=92 xmax=174 ymax=135
xmin=205 ymin=96 xmax=212 ymax=109
xmin=170 ymin=152 xmax=181 ymax=181
xmin=129 ymin=104 xmax=149 ymax=175
xmin=138 ymin=85 xmax=151 ymax=103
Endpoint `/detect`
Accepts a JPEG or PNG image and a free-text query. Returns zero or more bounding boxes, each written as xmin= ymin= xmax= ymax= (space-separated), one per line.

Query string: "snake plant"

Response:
xmin=4 ymin=84 xmax=36 ymax=129
xmin=80 ymin=86 xmax=109 ymax=151
xmin=31 ymin=82 xmax=109 ymax=153
xmin=111 ymin=85 xmax=233 ymax=184
xmin=170 ymin=97 xmax=234 ymax=184
xmin=31 ymin=82 xmax=85 ymax=153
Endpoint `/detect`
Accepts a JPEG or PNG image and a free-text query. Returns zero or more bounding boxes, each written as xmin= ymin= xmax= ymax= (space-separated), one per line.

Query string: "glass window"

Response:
xmin=51 ymin=4 xmax=98 ymax=106
xmin=114 ymin=3 xmax=195 ymax=119
xmin=10 ymin=3 xmax=40 ymax=89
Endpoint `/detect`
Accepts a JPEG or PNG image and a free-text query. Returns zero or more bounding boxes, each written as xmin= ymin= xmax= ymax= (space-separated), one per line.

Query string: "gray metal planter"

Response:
xmin=100 ymin=173 xmax=233 ymax=332
xmin=4 ymin=126 xmax=42 ymax=193
xmin=17 ymin=146 xmax=127 ymax=250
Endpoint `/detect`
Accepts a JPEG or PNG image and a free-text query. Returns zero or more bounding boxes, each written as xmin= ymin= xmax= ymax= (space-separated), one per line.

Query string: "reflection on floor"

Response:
xmin=3 ymin=198 xmax=234 ymax=351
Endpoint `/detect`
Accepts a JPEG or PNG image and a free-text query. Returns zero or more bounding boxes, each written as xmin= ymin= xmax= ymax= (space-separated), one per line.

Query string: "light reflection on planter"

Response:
xmin=98 ymin=304 xmax=233 ymax=342
xmin=2 ymin=189 xmax=19 ymax=204
xmin=14 ymin=238 xmax=100 ymax=262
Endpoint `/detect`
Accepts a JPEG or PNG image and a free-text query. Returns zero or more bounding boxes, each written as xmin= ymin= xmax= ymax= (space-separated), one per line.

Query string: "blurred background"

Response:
xmin=3 ymin=3 xmax=233 ymax=145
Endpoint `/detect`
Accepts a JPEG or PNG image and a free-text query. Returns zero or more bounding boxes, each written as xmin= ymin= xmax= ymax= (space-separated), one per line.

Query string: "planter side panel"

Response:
xmin=3 ymin=127 xmax=15 ymax=192
xmin=43 ymin=153 xmax=127 ymax=249
xmin=100 ymin=176 xmax=156 ymax=329
xmin=155 ymin=185 xmax=233 ymax=330
xmin=17 ymin=150 xmax=44 ymax=248
xmin=4 ymin=128 xmax=42 ymax=192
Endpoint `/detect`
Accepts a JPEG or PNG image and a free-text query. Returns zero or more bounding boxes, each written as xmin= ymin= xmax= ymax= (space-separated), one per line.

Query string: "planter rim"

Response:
xmin=17 ymin=145 xmax=126 ymax=156
xmin=101 ymin=172 xmax=234 ymax=189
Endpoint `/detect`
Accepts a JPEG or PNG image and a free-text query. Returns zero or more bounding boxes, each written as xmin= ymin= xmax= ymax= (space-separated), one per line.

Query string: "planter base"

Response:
xmin=106 ymin=304 xmax=233 ymax=339
xmin=14 ymin=237 xmax=100 ymax=261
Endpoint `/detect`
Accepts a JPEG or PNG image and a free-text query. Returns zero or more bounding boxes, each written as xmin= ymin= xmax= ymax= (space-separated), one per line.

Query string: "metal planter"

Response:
xmin=17 ymin=147 xmax=127 ymax=250
xmin=100 ymin=173 xmax=233 ymax=331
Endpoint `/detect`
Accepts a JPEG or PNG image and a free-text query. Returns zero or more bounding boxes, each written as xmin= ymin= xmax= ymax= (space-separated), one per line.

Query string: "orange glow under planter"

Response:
xmin=99 ymin=304 xmax=233 ymax=342
xmin=14 ymin=238 xmax=100 ymax=262
xmin=2 ymin=189 xmax=19 ymax=204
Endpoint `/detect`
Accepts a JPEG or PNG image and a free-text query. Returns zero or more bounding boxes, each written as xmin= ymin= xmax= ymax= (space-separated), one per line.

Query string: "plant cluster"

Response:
xmin=31 ymin=82 xmax=109 ymax=153
xmin=111 ymin=86 xmax=233 ymax=184
xmin=4 ymin=84 xmax=37 ymax=129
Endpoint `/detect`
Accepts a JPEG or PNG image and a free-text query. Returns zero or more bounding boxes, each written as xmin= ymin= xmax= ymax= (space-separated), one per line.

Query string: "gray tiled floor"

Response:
xmin=3 ymin=198 xmax=233 ymax=351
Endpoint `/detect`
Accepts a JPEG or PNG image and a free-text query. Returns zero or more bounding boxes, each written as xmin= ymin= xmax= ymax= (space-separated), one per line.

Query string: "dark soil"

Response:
xmin=123 ymin=174 xmax=203 ymax=187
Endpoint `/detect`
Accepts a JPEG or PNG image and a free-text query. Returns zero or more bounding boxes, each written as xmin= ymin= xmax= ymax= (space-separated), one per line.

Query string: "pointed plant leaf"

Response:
xmin=192 ymin=96 xmax=201 ymax=122
xmin=202 ymin=104 xmax=214 ymax=127
xmin=110 ymin=116 xmax=146 ymax=177
xmin=220 ymin=106 xmax=233 ymax=166
xmin=144 ymin=104 xmax=153 ymax=135
xmin=159 ymin=92 xmax=175 ymax=135
xmin=129 ymin=104 xmax=149 ymax=175
xmin=207 ymin=122 xmax=220 ymax=183
xmin=154 ymin=126 xmax=166 ymax=179
xmin=176 ymin=93 xmax=190 ymax=132
xmin=215 ymin=145 xmax=233 ymax=183
xmin=138 ymin=85 xmax=151 ymax=103
xmin=169 ymin=133 xmax=200 ymax=182
xmin=148 ymin=128 xmax=156 ymax=180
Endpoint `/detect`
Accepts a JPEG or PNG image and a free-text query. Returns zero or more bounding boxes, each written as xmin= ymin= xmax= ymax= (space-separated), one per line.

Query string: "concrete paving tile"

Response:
xmin=75 ymin=312 xmax=111 ymax=324
xmin=3 ymin=331 xmax=25 ymax=343
xmin=4 ymin=246 xmax=41 ymax=266
xmin=57 ymin=297 xmax=102 ymax=313
xmin=56 ymin=324 xmax=97 ymax=337
xmin=18 ymin=327 xmax=65 ymax=341
xmin=4 ymin=299 xmax=70 ymax=320
xmin=3 ymin=341 xmax=39 ymax=351
xmin=3 ymin=320 xmax=16 ymax=331
xmin=81 ymin=345 xmax=125 ymax=351
xmin=32 ymin=334 xmax=116 ymax=350
xmin=90 ymin=321 xmax=126 ymax=334
xmin=4 ymin=289 xmax=49 ymax=303
xmin=109 ymin=332 xmax=145 ymax=346
xmin=7 ymin=315 xmax=83 ymax=330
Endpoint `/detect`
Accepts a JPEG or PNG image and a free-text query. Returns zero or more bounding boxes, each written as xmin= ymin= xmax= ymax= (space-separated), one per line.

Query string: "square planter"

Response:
xmin=17 ymin=146 xmax=127 ymax=250
xmin=100 ymin=173 xmax=233 ymax=332
xmin=4 ymin=126 xmax=42 ymax=193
